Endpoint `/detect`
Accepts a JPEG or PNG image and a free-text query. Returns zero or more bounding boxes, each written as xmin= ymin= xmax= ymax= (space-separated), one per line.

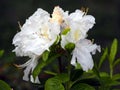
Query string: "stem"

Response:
xmin=58 ymin=57 xmax=62 ymax=73
xmin=65 ymin=53 xmax=72 ymax=90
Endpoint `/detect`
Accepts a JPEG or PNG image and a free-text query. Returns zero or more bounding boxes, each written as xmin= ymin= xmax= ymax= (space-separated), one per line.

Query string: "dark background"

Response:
xmin=0 ymin=0 xmax=120 ymax=89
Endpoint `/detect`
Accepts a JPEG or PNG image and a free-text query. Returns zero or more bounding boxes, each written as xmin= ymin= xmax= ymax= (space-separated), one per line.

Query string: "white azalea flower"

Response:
xmin=12 ymin=8 xmax=60 ymax=83
xmin=60 ymin=8 xmax=95 ymax=49
xmin=71 ymin=39 xmax=101 ymax=71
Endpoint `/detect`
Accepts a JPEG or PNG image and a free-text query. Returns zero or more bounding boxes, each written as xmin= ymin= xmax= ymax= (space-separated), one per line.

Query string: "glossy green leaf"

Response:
xmin=32 ymin=54 xmax=61 ymax=80
xmin=61 ymin=28 xmax=70 ymax=35
xmin=45 ymin=78 xmax=65 ymax=90
xmin=65 ymin=43 xmax=75 ymax=53
xmin=113 ymin=58 xmax=120 ymax=68
xmin=71 ymin=83 xmax=95 ymax=90
xmin=0 ymin=80 xmax=11 ymax=90
xmin=42 ymin=50 xmax=50 ymax=62
xmin=98 ymin=48 xmax=108 ymax=69
xmin=109 ymin=38 xmax=118 ymax=64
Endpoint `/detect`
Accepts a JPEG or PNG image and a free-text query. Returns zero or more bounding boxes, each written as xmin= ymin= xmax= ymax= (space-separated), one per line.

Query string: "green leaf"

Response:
xmin=113 ymin=74 xmax=120 ymax=80
xmin=71 ymin=83 xmax=95 ymax=90
xmin=98 ymin=86 xmax=110 ymax=90
xmin=65 ymin=43 xmax=75 ymax=53
xmin=98 ymin=48 xmax=108 ymax=69
xmin=0 ymin=50 xmax=4 ymax=57
xmin=32 ymin=54 xmax=61 ymax=80
xmin=109 ymin=38 xmax=118 ymax=64
xmin=45 ymin=78 xmax=65 ymax=90
xmin=113 ymin=58 xmax=120 ymax=68
xmin=73 ymin=78 xmax=100 ymax=87
xmin=42 ymin=50 xmax=50 ymax=62
xmin=44 ymin=70 xmax=57 ymax=75
xmin=54 ymin=73 xmax=69 ymax=83
xmin=100 ymin=72 xmax=109 ymax=77
xmin=0 ymin=80 xmax=11 ymax=90
xmin=100 ymin=76 xmax=120 ymax=87
xmin=61 ymin=28 xmax=70 ymax=35
xmin=93 ymin=63 xmax=100 ymax=78
xmin=70 ymin=69 xmax=83 ymax=81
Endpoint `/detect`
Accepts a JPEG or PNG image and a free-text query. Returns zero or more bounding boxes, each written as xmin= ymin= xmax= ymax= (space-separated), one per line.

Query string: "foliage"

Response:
xmin=0 ymin=80 xmax=11 ymax=90
xmin=32 ymin=38 xmax=120 ymax=90
xmin=11 ymin=6 xmax=120 ymax=90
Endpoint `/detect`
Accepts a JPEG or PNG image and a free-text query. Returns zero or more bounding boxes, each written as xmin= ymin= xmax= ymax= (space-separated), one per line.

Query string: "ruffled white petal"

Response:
xmin=71 ymin=39 xmax=101 ymax=72
xmin=18 ymin=56 xmax=40 ymax=83
xmin=30 ymin=75 xmax=40 ymax=84
xmin=12 ymin=7 xmax=60 ymax=83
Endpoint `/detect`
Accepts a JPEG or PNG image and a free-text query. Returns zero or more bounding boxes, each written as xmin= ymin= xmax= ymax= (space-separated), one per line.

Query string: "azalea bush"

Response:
xmin=1 ymin=6 xmax=120 ymax=90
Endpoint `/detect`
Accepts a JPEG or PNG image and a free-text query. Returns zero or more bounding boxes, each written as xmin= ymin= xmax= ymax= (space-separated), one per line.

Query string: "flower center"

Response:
xmin=73 ymin=30 xmax=81 ymax=41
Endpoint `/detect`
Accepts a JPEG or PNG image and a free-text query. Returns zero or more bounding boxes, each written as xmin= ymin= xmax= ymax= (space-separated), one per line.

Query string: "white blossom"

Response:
xmin=50 ymin=6 xmax=100 ymax=71
xmin=12 ymin=8 xmax=60 ymax=83
xmin=13 ymin=6 xmax=100 ymax=83
xmin=60 ymin=8 xmax=95 ymax=48
xmin=71 ymin=39 xmax=101 ymax=71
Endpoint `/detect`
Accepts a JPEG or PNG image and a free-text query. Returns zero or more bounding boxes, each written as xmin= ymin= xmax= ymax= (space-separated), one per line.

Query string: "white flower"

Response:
xmin=12 ymin=8 xmax=60 ymax=83
xmin=60 ymin=9 xmax=95 ymax=49
xmin=71 ymin=39 xmax=101 ymax=71
xmin=51 ymin=6 xmax=100 ymax=71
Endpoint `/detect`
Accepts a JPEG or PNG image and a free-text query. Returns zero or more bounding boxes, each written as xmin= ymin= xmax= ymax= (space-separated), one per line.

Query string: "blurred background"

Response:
xmin=0 ymin=0 xmax=120 ymax=89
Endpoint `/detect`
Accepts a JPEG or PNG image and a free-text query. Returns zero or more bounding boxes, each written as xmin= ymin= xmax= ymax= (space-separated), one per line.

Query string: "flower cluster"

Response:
xmin=12 ymin=6 xmax=100 ymax=83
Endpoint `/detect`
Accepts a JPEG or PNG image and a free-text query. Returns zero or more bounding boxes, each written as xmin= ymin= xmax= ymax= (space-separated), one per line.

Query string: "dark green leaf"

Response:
xmin=98 ymin=86 xmax=110 ymax=90
xmin=42 ymin=50 xmax=50 ymax=62
xmin=93 ymin=63 xmax=100 ymax=78
xmin=113 ymin=74 xmax=120 ymax=80
xmin=0 ymin=50 xmax=4 ymax=57
xmin=71 ymin=83 xmax=95 ymax=90
xmin=54 ymin=73 xmax=69 ymax=83
xmin=32 ymin=54 xmax=61 ymax=80
xmin=109 ymin=38 xmax=118 ymax=64
xmin=98 ymin=48 xmax=108 ymax=69
xmin=100 ymin=72 xmax=109 ymax=77
xmin=113 ymin=58 xmax=120 ymax=68
xmin=73 ymin=78 xmax=100 ymax=86
xmin=100 ymin=76 xmax=120 ymax=86
xmin=70 ymin=69 xmax=83 ymax=81
xmin=45 ymin=78 xmax=65 ymax=90
xmin=0 ymin=80 xmax=11 ymax=90
xmin=61 ymin=28 xmax=70 ymax=35
xmin=65 ymin=43 xmax=75 ymax=53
